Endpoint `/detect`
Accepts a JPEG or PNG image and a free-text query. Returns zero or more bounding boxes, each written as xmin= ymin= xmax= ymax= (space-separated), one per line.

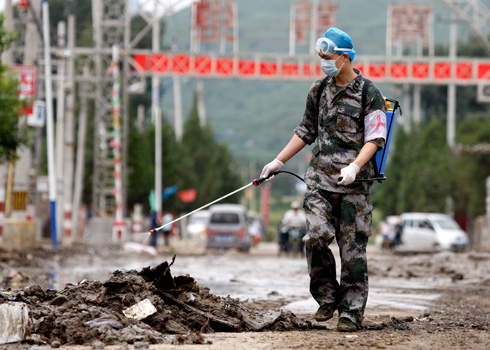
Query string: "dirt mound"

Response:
xmin=1 ymin=257 xmax=322 ymax=347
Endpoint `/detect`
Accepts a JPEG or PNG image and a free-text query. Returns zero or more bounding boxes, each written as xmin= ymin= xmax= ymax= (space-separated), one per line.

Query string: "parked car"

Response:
xmin=206 ymin=204 xmax=251 ymax=252
xmin=400 ymin=212 xmax=468 ymax=252
xmin=186 ymin=210 xmax=210 ymax=238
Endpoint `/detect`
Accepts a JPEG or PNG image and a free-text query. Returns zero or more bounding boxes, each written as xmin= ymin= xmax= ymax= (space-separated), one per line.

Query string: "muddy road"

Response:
xmin=1 ymin=242 xmax=489 ymax=349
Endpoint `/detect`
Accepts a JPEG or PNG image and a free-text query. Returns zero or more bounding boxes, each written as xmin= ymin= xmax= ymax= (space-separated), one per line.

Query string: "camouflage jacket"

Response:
xmin=294 ymin=68 xmax=387 ymax=195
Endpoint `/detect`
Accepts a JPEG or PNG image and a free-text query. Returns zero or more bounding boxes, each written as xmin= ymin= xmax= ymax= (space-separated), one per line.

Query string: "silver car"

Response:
xmin=206 ymin=204 xmax=251 ymax=252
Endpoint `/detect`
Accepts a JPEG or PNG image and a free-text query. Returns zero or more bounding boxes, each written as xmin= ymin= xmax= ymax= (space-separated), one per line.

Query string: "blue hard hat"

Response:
xmin=323 ymin=27 xmax=356 ymax=60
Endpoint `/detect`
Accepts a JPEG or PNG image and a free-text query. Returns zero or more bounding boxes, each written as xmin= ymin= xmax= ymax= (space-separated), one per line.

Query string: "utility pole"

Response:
xmin=71 ymin=65 xmax=90 ymax=240
xmin=173 ymin=76 xmax=183 ymax=142
xmin=111 ymin=45 xmax=126 ymax=242
xmin=196 ymin=80 xmax=207 ymax=127
xmin=55 ymin=20 xmax=66 ymax=241
xmin=153 ymin=0 xmax=163 ymax=223
xmin=447 ymin=12 xmax=457 ymax=150
xmin=62 ymin=15 xmax=76 ymax=244
xmin=309 ymin=0 xmax=319 ymax=56
xmin=42 ymin=0 xmax=58 ymax=249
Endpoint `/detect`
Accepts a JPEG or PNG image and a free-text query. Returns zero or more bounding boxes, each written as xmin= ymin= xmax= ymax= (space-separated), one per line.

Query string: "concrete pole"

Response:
xmin=42 ymin=0 xmax=58 ymax=249
xmin=174 ymin=77 xmax=183 ymax=142
xmin=62 ymin=15 xmax=76 ymax=244
xmin=309 ymin=0 xmax=319 ymax=55
xmin=428 ymin=10 xmax=435 ymax=57
xmin=197 ymin=80 xmax=206 ymax=127
xmin=111 ymin=45 xmax=126 ymax=243
xmin=413 ymin=84 xmax=422 ymax=125
xmin=153 ymin=0 xmax=163 ymax=221
xmin=386 ymin=4 xmax=392 ymax=58
xmin=55 ymin=21 xmax=66 ymax=241
xmin=289 ymin=3 xmax=296 ymax=56
xmin=232 ymin=2 xmax=239 ymax=54
xmin=190 ymin=1 xmax=197 ymax=53
xmin=403 ymin=85 xmax=412 ymax=132
xmin=136 ymin=105 xmax=145 ymax=132
xmin=447 ymin=12 xmax=457 ymax=150
xmin=71 ymin=66 xmax=89 ymax=239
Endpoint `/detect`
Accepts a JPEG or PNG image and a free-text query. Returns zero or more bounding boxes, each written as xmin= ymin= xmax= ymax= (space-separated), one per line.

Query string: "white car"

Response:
xmin=186 ymin=210 xmax=210 ymax=238
xmin=400 ymin=213 xmax=468 ymax=252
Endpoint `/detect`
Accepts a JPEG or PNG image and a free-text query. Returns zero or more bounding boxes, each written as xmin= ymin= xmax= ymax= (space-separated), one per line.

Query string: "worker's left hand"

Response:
xmin=338 ymin=163 xmax=360 ymax=186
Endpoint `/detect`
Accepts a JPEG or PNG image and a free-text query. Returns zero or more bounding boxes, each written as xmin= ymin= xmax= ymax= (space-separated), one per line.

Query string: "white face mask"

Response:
xmin=321 ymin=56 xmax=344 ymax=77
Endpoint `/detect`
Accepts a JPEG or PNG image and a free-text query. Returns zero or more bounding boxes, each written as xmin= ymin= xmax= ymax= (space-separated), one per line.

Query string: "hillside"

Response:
xmin=157 ymin=0 xmax=488 ymax=169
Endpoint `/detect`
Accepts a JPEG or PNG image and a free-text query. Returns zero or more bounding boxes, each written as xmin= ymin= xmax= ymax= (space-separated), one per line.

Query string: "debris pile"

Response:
xmin=1 ymin=257 xmax=321 ymax=346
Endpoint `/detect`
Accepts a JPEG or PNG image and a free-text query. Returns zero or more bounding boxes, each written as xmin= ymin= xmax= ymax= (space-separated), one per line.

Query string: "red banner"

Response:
xmin=178 ymin=189 xmax=197 ymax=203
xmin=19 ymin=0 xmax=29 ymax=10
xmin=12 ymin=65 xmax=36 ymax=115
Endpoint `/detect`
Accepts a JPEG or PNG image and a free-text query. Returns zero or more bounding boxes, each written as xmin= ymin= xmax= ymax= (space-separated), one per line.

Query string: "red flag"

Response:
xmin=178 ymin=189 xmax=197 ymax=202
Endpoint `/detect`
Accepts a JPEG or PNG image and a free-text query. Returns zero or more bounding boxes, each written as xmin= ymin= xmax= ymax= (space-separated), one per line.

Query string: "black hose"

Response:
xmin=253 ymin=170 xmax=305 ymax=187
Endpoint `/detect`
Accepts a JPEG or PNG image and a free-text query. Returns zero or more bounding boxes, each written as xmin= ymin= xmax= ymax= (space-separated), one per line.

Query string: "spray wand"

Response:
xmin=148 ymin=170 xmax=304 ymax=235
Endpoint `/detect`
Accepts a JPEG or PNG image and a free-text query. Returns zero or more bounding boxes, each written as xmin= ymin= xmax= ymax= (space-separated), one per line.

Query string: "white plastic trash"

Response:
xmin=0 ymin=302 xmax=30 ymax=344
xmin=123 ymin=299 xmax=157 ymax=320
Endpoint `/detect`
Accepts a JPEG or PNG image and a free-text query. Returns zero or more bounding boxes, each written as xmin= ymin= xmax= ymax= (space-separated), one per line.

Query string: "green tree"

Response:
xmin=373 ymin=119 xmax=451 ymax=215
xmin=48 ymin=0 xmax=93 ymax=46
xmin=0 ymin=14 xmax=29 ymax=163
xmin=452 ymin=115 xmax=490 ymax=218
xmin=180 ymin=94 xmax=242 ymax=212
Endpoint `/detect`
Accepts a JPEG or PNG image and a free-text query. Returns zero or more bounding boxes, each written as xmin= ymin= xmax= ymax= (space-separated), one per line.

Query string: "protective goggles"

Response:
xmin=315 ymin=37 xmax=353 ymax=55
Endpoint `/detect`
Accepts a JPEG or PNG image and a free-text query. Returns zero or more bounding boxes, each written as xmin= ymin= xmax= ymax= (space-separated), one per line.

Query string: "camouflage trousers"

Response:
xmin=303 ymin=187 xmax=373 ymax=325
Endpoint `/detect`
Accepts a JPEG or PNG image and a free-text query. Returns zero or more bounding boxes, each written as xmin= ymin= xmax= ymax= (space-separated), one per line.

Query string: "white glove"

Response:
xmin=338 ymin=163 xmax=360 ymax=186
xmin=260 ymin=159 xmax=284 ymax=182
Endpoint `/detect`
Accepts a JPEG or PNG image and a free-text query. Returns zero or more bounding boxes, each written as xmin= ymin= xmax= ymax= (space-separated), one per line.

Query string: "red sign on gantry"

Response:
xmin=456 ymin=62 xmax=472 ymax=80
xmin=150 ymin=54 xmax=168 ymax=73
xmin=171 ymin=55 xmax=190 ymax=74
xmin=434 ymin=63 xmax=451 ymax=79
xmin=282 ymin=63 xmax=299 ymax=77
xmin=412 ymin=63 xmax=429 ymax=79
xmin=390 ymin=63 xmax=408 ymax=79
xmin=368 ymin=64 xmax=386 ymax=79
xmin=239 ymin=60 xmax=255 ymax=76
xmin=133 ymin=54 xmax=148 ymax=72
xmin=260 ymin=62 xmax=277 ymax=76
xmin=216 ymin=58 xmax=234 ymax=75
xmin=478 ymin=63 xmax=490 ymax=80
xmin=194 ymin=56 xmax=212 ymax=75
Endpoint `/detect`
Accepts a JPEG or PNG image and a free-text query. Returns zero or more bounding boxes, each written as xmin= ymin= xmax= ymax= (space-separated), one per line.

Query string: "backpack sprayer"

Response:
xmin=148 ymin=171 xmax=303 ymax=236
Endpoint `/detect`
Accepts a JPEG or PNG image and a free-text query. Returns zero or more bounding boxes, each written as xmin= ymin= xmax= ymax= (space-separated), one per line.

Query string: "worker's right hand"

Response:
xmin=260 ymin=159 xmax=284 ymax=183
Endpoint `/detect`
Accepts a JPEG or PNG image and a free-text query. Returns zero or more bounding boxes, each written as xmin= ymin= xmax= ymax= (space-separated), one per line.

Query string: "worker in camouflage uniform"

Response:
xmin=260 ymin=28 xmax=387 ymax=332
